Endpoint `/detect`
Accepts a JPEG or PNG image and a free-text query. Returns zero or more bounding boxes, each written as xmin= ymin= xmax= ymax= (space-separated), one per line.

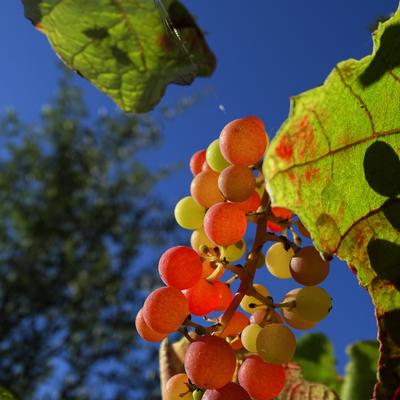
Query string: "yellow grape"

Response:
xmin=221 ymin=239 xmax=246 ymax=262
xmin=164 ymin=373 xmax=192 ymax=400
xmin=191 ymin=227 xmax=217 ymax=254
xmin=265 ymin=242 xmax=295 ymax=279
xmin=296 ymin=286 xmax=332 ymax=322
xmin=174 ymin=196 xmax=205 ymax=230
xmin=240 ymin=284 xmax=269 ymax=314
xmin=241 ymin=324 xmax=262 ymax=353
xmin=280 ymin=288 xmax=317 ymax=330
xmin=206 ymin=139 xmax=230 ymax=172
xmin=256 ymin=323 xmax=296 ymax=364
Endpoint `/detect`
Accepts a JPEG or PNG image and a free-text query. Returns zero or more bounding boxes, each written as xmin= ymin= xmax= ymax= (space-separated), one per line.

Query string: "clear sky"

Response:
xmin=1 ymin=0 xmax=398 ymax=377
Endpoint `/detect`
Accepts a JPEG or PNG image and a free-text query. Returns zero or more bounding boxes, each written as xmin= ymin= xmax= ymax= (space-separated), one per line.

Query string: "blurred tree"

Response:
xmin=0 ymin=71 xmax=176 ymax=400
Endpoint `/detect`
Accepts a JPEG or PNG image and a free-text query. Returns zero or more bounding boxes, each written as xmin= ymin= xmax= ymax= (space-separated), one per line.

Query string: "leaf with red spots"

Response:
xmin=22 ymin=0 xmax=215 ymax=113
xmin=264 ymin=6 xmax=400 ymax=399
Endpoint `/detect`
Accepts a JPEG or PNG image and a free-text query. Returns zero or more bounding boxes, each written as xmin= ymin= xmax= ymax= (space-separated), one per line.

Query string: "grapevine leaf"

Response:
xmin=294 ymin=333 xmax=342 ymax=393
xmin=341 ymin=341 xmax=379 ymax=400
xmin=22 ymin=0 xmax=216 ymax=113
xmin=264 ymin=6 xmax=400 ymax=398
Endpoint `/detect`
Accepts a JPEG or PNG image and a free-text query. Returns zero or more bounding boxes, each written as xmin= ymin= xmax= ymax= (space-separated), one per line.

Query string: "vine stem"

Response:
xmin=219 ymin=191 xmax=270 ymax=333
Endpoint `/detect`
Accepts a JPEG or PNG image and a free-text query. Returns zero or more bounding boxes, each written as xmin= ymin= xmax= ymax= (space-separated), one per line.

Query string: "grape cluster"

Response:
xmin=135 ymin=117 xmax=333 ymax=400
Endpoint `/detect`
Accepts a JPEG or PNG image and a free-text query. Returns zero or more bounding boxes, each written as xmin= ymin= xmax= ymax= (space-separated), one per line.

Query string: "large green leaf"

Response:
xmin=341 ymin=341 xmax=379 ymax=400
xmin=22 ymin=0 xmax=216 ymax=113
xmin=263 ymin=6 xmax=400 ymax=398
xmin=294 ymin=333 xmax=342 ymax=393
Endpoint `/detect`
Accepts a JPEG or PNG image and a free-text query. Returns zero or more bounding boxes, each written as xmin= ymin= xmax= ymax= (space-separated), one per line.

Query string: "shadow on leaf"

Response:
xmin=359 ymin=24 xmax=400 ymax=87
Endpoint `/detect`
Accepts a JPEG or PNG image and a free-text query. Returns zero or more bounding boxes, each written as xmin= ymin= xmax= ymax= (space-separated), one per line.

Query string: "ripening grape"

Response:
xmin=206 ymin=139 xmax=230 ymax=172
xmin=204 ymin=202 xmax=247 ymax=246
xmin=158 ymin=246 xmax=202 ymax=290
xmin=240 ymin=284 xmax=269 ymax=313
xmin=202 ymin=382 xmax=251 ymax=400
xmin=280 ymin=288 xmax=317 ymax=330
xmin=218 ymin=165 xmax=256 ymax=202
xmin=191 ymin=170 xmax=225 ymax=208
xmin=241 ymin=323 xmax=262 ymax=353
xmin=296 ymin=286 xmax=332 ymax=322
xmin=175 ymin=196 xmax=205 ymax=230
xmin=183 ymin=278 xmax=219 ymax=316
xmin=289 ymin=246 xmax=330 ymax=286
xmin=184 ymin=336 xmax=236 ymax=389
xmin=219 ymin=312 xmax=249 ymax=338
xmin=250 ymin=309 xmax=283 ymax=324
xmin=219 ymin=117 xmax=267 ymax=166
xmin=235 ymin=191 xmax=261 ymax=213
xmin=201 ymin=261 xmax=224 ymax=280
xmin=238 ymin=355 xmax=285 ymax=400
xmin=256 ymin=323 xmax=296 ymax=364
xmin=191 ymin=227 xmax=217 ymax=254
xmin=265 ymin=242 xmax=295 ymax=279
xmin=230 ymin=337 xmax=243 ymax=350
xmin=135 ymin=308 xmax=167 ymax=342
xmin=221 ymin=239 xmax=246 ymax=262
xmin=164 ymin=373 xmax=192 ymax=400
xmin=213 ymin=282 xmax=233 ymax=311
xmin=143 ymin=287 xmax=188 ymax=333
xmin=190 ymin=150 xmax=207 ymax=176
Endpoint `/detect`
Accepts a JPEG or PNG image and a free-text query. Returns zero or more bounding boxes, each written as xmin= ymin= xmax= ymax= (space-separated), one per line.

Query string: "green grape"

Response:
xmin=193 ymin=390 xmax=204 ymax=400
xmin=296 ymin=286 xmax=332 ymax=322
xmin=240 ymin=284 xmax=269 ymax=314
xmin=256 ymin=323 xmax=296 ymax=364
xmin=206 ymin=139 xmax=230 ymax=172
xmin=241 ymin=323 xmax=262 ymax=353
xmin=265 ymin=242 xmax=295 ymax=279
xmin=221 ymin=239 xmax=246 ymax=262
xmin=174 ymin=196 xmax=205 ymax=230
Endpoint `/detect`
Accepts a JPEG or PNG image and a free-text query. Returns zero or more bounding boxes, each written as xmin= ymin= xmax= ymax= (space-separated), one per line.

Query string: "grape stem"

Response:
xmin=273 ymin=300 xmax=296 ymax=310
xmin=206 ymin=263 xmax=225 ymax=283
xmin=178 ymin=328 xmax=194 ymax=343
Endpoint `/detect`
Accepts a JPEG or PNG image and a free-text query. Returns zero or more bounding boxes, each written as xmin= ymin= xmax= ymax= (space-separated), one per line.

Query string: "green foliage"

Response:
xmin=0 ymin=388 xmax=16 ymax=400
xmin=0 ymin=71 xmax=176 ymax=399
xmin=294 ymin=333 xmax=342 ymax=393
xmin=341 ymin=341 xmax=379 ymax=400
xmin=22 ymin=0 xmax=215 ymax=113
xmin=264 ymin=6 xmax=400 ymax=397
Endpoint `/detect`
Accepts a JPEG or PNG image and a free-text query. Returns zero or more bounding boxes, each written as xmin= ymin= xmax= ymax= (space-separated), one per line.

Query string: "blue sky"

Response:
xmin=1 ymin=0 xmax=399 ymax=378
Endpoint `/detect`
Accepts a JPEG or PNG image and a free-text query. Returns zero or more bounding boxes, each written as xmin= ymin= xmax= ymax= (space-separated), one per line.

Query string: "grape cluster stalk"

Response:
xmin=135 ymin=117 xmax=333 ymax=400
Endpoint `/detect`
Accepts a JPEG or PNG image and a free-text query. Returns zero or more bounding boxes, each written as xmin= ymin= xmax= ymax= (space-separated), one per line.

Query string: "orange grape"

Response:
xmin=164 ymin=373 xmax=192 ymax=400
xmin=238 ymin=355 xmax=285 ymax=400
xmin=202 ymin=382 xmax=251 ymax=400
xmin=267 ymin=207 xmax=293 ymax=232
xmin=190 ymin=150 xmax=207 ymax=176
xmin=213 ymin=282 xmax=233 ymax=311
xmin=184 ymin=336 xmax=236 ymax=389
xmin=218 ymin=165 xmax=256 ymax=202
xmin=143 ymin=287 xmax=188 ymax=333
xmin=219 ymin=117 xmax=267 ymax=166
xmin=183 ymin=278 xmax=219 ymax=316
xmin=219 ymin=312 xmax=249 ymax=338
xmin=135 ymin=308 xmax=167 ymax=342
xmin=204 ymin=202 xmax=247 ymax=246
xmin=235 ymin=191 xmax=261 ymax=213
xmin=158 ymin=246 xmax=202 ymax=290
xmin=191 ymin=170 xmax=225 ymax=208
xmin=289 ymin=246 xmax=330 ymax=286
